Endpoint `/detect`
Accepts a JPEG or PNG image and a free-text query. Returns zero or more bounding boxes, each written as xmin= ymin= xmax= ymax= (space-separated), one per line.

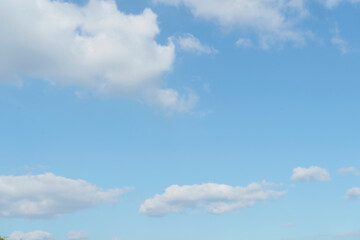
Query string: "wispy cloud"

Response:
xmin=154 ymin=0 xmax=309 ymax=48
xmin=331 ymin=26 xmax=349 ymax=54
xmin=338 ymin=167 xmax=360 ymax=176
xmin=325 ymin=0 xmax=360 ymax=8
xmin=175 ymin=33 xmax=218 ymax=54
xmin=235 ymin=38 xmax=253 ymax=48
xmin=283 ymin=223 xmax=294 ymax=227
xmin=316 ymin=231 xmax=360 ymax=239
xmin=335 ymin=231 xmax=360 ymax=238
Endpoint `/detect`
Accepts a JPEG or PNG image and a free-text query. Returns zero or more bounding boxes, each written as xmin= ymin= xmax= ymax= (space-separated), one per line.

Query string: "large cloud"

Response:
xmin=0 ymin=173 xmax=123 ymax=218
xmin=153 ymin=0 xmax=309 ymax=48
xmin=291 ymin=166 xmax=331 ymax=182
xmin=8 ymin=231 xmax=54 ymax=240
xmin=0 ymin=0 xmax=196 ymax=111
xmin=139 ymin=181 xmax=285 ymax=217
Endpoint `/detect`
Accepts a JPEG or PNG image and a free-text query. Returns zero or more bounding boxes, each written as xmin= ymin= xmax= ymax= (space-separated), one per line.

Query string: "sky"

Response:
xmin=0 ymin=0 xmax=360 ymax=239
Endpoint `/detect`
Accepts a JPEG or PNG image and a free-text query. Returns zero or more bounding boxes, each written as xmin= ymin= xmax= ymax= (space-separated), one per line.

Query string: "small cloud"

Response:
xmin=316 ymin=233 xmax=331 ymax=238
xmin=197 ymin=110 xmax=214 ymax=118
xmin=345 ymin=187 xmax=360 ymax=200
xmin=67 ymin=231 xmax=88 ymax=240
xmin=316 ymin=232 xmax=360 ymax=239
xmin=155 ymin=0 xmax=309 ymax=47
xmin=235 ymin=38 xmax=253 ymax=48
xmin=331 ymin=36 xmax=348 ymax=54
xmin=325 ymin=0 xmax=360 ymax=8
xmin=331 ymin=26 xmax=349 ymax=53
xmin=75 ymin=91 xmax=88 ymax=99
xmin=335 ymin=231 xmax=360 ymax=237
xmin=203 ymin=83 xmax=211 ymax=93
xmin=338 ymin=167 xmax=360 ymax=176
xmin=148 ymin=88 xmax=198 ymax=113
xmin=283 ymin=223 xmax=294 ymax=227
xmin=22 ymin=165 xmax=49 ymax=171
xmin=291 ymin=166 xmax=331 ymax=182
xmin=8 ymin=231 xmax=54 ymax=240
xmin=175 ymin=33 xmax=218 ymax=55
xmin=325 ymin=0 xmax=343 ymax=8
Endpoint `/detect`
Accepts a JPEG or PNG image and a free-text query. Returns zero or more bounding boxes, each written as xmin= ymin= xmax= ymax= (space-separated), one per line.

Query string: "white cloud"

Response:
xmin=154 ymin=0 xmax=309 ymax=48
xmin=235 ymin=38 xmax=253 ymax=48
xmin=291 ymin=166 xmax=331 ymax=182
xmin=175 ymin=34 xmax=218 ymax=54
xmin=139 ymin=180 xmax=286 ymax=217
xmin=0 ymin=0 xmax=196 ymax=112
xmin=0 ymin=173 xmax=123 ymax=218
xmin=8 ymin=231 xmax=54 ymax=240
xmin=325 ymin=0 xmax=360 ymax=8
xmin=67 ymin=231 xmax=88 ymax=240
xmin=345 ymin=187 xmax=360 ymax=199
xmin=149 ymin=88 xmax=198 ymax=112
xmin=338 ymin=167 xmax=360 ymax=176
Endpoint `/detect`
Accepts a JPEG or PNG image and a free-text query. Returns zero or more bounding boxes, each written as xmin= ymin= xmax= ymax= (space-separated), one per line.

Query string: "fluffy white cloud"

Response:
xmin=325 ymin=0 xmax=360 ymax=8
xmin=291 ymin=166 xmax=331 ymax=182
xmin=0 ymin=173 xmax=123 ymax=218
xmin=139 ymin=181 xmax=286 ymax=217
xmin=8 ymin=231 xmax=54 ymax=240
xmin=345 ymin=187 xmax=360 ymax=199
xmin=175 ymin=34 xmax=218 ymax=54
xmin=154 ymin=0 xmax=309 ymax=48
xmin=67 ymin=231 xmax=88 ymax=240
xmin=338 ymin=167 xmax=360 ymax=176
xmin=0 ymin=0 xmax=196 ymax=111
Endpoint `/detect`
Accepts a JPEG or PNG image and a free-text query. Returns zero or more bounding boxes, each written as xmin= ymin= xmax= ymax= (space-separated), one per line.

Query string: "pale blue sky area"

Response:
xmin=0 ymin=0 xmax=359 ymax=240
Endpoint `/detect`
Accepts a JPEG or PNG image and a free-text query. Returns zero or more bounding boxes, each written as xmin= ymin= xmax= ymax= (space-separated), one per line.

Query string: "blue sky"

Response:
xmin=0 ymin=0 xmax=360 ymax=240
